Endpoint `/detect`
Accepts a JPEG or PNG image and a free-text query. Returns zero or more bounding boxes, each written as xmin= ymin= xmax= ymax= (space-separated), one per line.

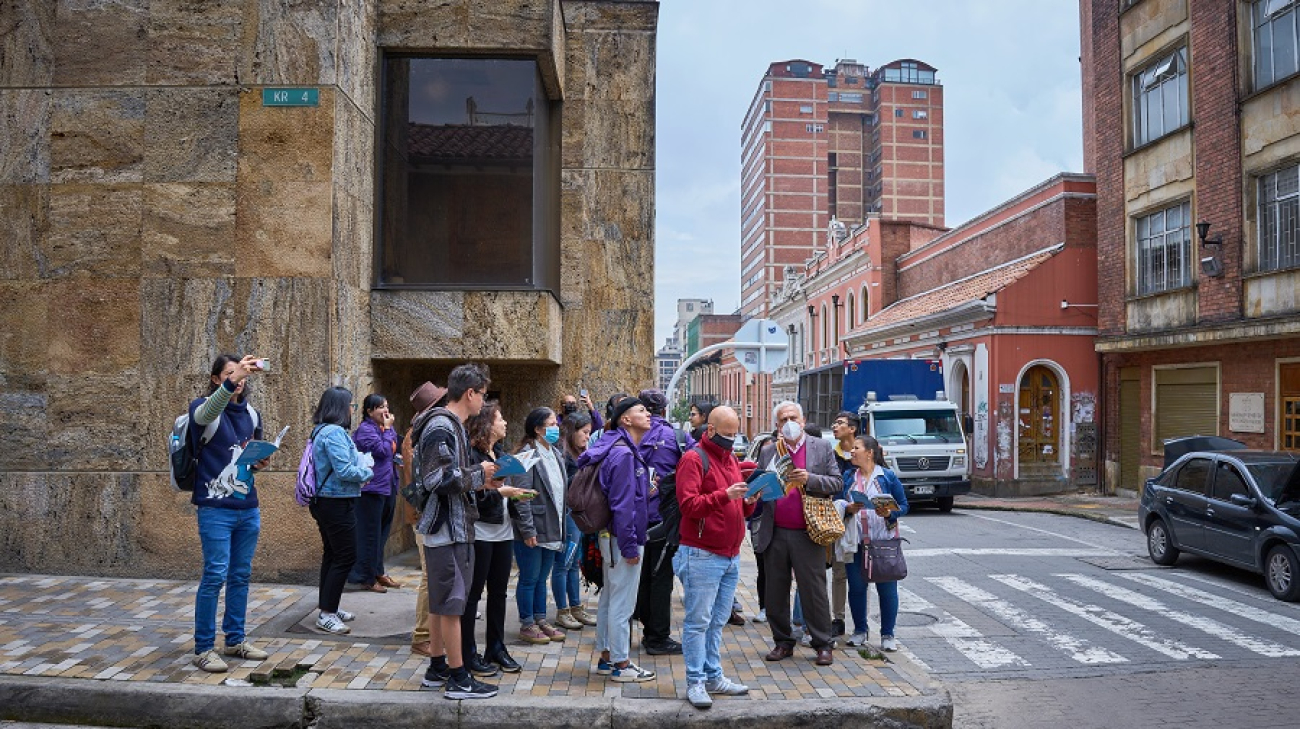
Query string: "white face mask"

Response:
xmin=781 ymin=419 xmax=803 ymax=441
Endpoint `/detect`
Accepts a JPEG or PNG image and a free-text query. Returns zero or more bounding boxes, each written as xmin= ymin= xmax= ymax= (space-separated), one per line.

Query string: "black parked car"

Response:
xmin=1140 ymin=438 xmax=1300 ymax=601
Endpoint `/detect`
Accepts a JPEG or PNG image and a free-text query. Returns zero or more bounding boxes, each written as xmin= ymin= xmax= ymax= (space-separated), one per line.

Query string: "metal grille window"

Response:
xmin=1131 ymin=47 xmax=1188 ymax=146
xmin=1258 ymin=164 xmax=1300 ymax=272
xmin=1254 ymin=0 xmax=1300 ymax=89
xmin=1135 ymin=201 xmax=1192 ymax=295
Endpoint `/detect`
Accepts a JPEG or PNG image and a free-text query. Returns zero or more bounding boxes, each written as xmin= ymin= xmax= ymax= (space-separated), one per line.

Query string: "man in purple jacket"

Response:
xmin=633 ymin=388 xmax=694 ymax=655
xmin=578 ymin=396 xmax=656 ymax=682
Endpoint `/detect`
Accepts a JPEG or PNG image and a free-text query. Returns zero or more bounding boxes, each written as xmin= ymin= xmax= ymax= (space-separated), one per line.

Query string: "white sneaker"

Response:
xmin=335 ymin=609 xmax=355 ymax=622
xmin=686 ymin=683 xmax=713 ymax=709
xmin=846 ymin=632 xmax=869 ymax=647
xmin=881 ymin=635 xmax=898 ymax=652
xmin=315 ymin=612 xmax=350 ymax=635
xmin=754 ymin=609 xmax=768 ymax=623
xmin=798 ymin=630 xmax=812 ymax=647
xmin=193 ymin=650 xmax=228 ymax=673
xmin=611 ymin=662 xmax=656 ymax=683
xmin=705 ymin=676 xmax=749 ymax=695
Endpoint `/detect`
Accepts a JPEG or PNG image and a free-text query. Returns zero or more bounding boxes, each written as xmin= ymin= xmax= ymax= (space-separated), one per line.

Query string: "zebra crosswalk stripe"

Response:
xmin=991 ymin=574 xmax=1219 ymax=660
xmin=1118 ymin=572 xmax=1300 ymax=638
xmin=1059 ymin=573 xmax=1300 ymax=658
xmin=927 ymin=576 xmax=1127 ymax=664
xmin=898 ymin=586 xmax=1029 ymax=669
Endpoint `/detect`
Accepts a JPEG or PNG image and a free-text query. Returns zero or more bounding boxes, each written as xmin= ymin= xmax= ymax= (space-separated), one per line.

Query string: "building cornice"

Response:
xmin=843 ymin=298 xmax=996 ymax=348
xmin=1096 ymin=315 xmax=1300 ymax=353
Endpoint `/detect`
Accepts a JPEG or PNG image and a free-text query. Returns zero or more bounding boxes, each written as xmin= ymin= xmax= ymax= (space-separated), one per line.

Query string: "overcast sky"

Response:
xmin=653 ymin=0 xmax=1085 ymax=345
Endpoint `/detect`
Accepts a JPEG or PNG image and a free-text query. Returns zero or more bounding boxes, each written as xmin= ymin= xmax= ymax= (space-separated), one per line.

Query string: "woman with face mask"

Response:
xmin=508 ymin=407 xmax=570 ymax=645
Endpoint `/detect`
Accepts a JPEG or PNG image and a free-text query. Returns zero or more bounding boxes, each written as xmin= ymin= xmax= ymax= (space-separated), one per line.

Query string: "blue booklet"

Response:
xmin=745 ymin=471 xmax=788 ymax=502
xmin=494 ymin=451 xmax=540 ymax=478
xmin=235 ymin=426 xmax=290 ymax=466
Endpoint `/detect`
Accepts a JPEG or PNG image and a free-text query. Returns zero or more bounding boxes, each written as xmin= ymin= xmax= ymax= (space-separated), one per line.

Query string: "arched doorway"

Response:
xmin=1018 ymin=364 xmax=1061 ymax=471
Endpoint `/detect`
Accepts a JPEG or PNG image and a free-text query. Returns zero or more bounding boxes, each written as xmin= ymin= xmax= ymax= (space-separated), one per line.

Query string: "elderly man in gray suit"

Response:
xmin=753 ymin=401 xmax=842 ymax=667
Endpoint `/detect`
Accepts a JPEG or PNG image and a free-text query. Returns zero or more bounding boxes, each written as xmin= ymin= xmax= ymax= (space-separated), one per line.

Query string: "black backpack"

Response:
xmin=648 ymin=439 xmax=708 ymax=547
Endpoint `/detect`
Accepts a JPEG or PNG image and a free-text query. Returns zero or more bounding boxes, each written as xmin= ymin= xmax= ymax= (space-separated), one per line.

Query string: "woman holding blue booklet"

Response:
xmin=842 ymin=435 xmax=908 ymax=652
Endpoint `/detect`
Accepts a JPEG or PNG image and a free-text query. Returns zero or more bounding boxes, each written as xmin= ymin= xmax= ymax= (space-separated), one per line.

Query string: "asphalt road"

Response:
xmin=896 ymin=508 xmax=1300 ymax=728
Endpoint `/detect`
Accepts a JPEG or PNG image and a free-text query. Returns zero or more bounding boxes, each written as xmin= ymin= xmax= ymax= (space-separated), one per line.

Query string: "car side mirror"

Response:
xmin=963 ymin=414 xmax=974 ymax=434
xmin=1229 ymin=493 xmax=1258 ymax=509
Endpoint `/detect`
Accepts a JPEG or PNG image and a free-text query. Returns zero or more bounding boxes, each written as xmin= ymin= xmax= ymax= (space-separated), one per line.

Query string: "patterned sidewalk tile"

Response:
xmin=0 ymin=551 xmax=932 ymax=701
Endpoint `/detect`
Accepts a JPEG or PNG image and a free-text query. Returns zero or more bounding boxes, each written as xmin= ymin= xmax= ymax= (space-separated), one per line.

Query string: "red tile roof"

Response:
xmin=857 ymin=246 xmax=1060 ymax=333
xmin=406 ymin=123 xmax=533 ymax=162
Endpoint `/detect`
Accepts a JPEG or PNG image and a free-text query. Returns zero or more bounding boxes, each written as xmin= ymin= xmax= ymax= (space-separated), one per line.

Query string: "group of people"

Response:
xmin=184 ymin=355 xmax=909 ymax=709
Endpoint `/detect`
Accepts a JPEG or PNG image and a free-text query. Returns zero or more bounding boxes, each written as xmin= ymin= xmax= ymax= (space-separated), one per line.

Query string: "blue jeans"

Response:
xmin=673 ymin=546 xmax=739 ymax=685
xmin=552 ymin=515 xmax=582 ymax=610
xmin=513 ymin=541 xmax=557 ymax=623
xmin=348 ymin=491 xmax=395 ymax=585
xmin=845 ymin=546 xmax=900 ymax=636
xmin=194 ymin=506 xmax=261 ymax=653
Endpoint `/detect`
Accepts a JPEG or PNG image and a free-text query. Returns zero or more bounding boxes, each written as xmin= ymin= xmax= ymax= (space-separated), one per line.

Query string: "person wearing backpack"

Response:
xmin=632 ymin=388 xmax=694 ymax=656
xmin=578 ymin=396 xmax=656 ymax=683
xmin=402 ymin=381 xmax=447 ymax=659
xmin=672 ymin=406 xmax=759 ymax=709
xmin=189 ymin=354 xmax=270 ymax=673
xmin=553 ymin=411 xmax=597 ymax=630
xmin=306 ymin=387 xmax=375 ymax=635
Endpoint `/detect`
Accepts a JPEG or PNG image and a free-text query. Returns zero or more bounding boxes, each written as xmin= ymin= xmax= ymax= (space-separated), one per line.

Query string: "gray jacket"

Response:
xmin=508 ymin=443 xmax=567 ymax=544
xmin=752 ymin=435 xmax=842 ymax=553
xmin=411 ymin=407 xmax=484 ymax=543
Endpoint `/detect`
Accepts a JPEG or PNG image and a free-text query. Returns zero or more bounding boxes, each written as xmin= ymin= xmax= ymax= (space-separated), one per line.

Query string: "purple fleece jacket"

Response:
xmin=577 ymin=427 xmax=650 ymax=559
xmin=352 ymin=419 xmax=398 ymax=496
xmin=637 ymin=415 xmax=696 ymax=523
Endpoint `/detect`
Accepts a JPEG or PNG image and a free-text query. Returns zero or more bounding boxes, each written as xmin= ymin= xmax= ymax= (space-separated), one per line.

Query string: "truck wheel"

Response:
xmin=937 ymin=496 xmax=954 ymax=513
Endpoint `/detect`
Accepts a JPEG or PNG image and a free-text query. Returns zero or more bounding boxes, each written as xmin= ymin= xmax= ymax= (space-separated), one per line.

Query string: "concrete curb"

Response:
xmin=954 ymin=502 xmax=1138 ymax=529
xmin=1 ymin=675 xmax=953 ymax=729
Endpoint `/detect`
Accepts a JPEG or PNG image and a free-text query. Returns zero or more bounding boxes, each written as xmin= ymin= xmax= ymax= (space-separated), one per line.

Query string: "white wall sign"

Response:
xmin=1228 ymin=392 xmax=1266 ymax=434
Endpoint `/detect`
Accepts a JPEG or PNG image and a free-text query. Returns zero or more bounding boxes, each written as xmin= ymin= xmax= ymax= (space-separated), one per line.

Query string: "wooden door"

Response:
xmin=1018 ymin=365 xmax=1060 ymax=465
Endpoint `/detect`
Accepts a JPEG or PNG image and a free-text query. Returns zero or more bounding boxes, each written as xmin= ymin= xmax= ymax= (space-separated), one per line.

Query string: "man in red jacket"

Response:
xmin=671 ymin=406 xmax=759 ymax=709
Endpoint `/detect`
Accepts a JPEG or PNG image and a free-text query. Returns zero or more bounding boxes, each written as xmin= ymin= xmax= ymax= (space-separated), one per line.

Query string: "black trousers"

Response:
xmin=635 ymin=538 xmax=676 ymax=645
xmin=462 ymin=539 xmax=513 ymax=658
xmin=755 ymin=545 xmax=767 ymax=610
xmin=309 ymin=497 xmax=357 ymax=613
xmin=348 ymin=491 xmax=396 ymax=585
xmin=763 ymin=527 xmax=832 ymax=650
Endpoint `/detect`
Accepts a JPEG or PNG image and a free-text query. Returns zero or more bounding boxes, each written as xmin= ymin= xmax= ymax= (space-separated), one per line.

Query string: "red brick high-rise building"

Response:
xmin=739 ymin=58 xmax=945 ymax=320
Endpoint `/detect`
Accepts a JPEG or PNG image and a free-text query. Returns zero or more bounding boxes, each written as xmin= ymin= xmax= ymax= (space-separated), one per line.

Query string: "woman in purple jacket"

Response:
xmin=350 ymin=393 xmax=402 ymax=592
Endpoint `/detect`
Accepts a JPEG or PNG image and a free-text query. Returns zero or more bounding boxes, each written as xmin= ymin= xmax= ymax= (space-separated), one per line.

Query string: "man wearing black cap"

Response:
xmin=633 ymin=388 xmax=695 ymax=655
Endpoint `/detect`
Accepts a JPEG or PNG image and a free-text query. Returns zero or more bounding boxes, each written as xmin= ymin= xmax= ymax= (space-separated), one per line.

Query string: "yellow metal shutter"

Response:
xmin=1154 ymin=366 xmax=1218 ymax=445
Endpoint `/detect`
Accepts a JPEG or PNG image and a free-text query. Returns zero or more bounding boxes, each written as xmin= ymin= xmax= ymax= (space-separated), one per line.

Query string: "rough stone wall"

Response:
xmin=0 ymin=0 xmax=378 ymax=581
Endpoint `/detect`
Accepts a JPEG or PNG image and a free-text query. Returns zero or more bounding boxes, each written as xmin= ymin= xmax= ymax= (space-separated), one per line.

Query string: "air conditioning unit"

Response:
xmin=746 ymin=405 xmax=754 ymax=418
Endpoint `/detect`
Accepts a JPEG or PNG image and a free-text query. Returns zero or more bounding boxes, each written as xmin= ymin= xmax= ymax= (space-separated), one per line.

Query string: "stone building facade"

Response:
xmin=1083 ymin=0 xmax=1300 ymax=494
xmin=0 ymin=0 xmax=658 ymax=579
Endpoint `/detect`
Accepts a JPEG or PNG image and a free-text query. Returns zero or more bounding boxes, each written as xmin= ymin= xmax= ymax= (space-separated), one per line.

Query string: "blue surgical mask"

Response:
xmin=544 ymin=425 xmax=561 ymax=444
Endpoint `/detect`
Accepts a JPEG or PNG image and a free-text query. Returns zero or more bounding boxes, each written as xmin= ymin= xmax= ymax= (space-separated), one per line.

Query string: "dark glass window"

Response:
xmin=1212 ymin=462 xmax=1252 ymax=502
xmin=1174 ymin=458 xmax=1212 ymax=495
xmin=378 ymin=57 xmax=559 ymax=290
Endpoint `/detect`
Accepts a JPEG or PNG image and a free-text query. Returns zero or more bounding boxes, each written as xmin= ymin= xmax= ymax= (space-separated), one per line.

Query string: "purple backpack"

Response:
xmin=295 ymin=425 xmax=325 ymax=506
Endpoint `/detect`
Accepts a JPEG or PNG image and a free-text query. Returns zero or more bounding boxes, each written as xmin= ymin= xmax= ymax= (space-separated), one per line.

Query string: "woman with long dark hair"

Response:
xmin=843 ymin=435 xmax=908 ymax=651
xmin=308 ymin=386 xmax=374 ymax=635
xmin=509 ymin=406 xmax=569 ymax=645
xmin=461 ymin=400 xmax=527 ymax=675
xmin=189 ymin=354 xmax=271 ymax=673
xmin=350 ymin=393 xmax=401 ymax=593
xmin=552 ymin=411 xmax=598 ymax=630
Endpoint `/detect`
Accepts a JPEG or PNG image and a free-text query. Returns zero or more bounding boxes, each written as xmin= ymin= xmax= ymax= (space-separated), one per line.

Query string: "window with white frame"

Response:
xmin=1258 ymin=163 xmax=1300 ymax=272
xmin=1253 ymin=0 xmax=1300 ymax=89
xmin=913 ymin=110 xmax=928 ymax=119
xmin=1135 ymin=201 xmax=1192 ymax=295
xmin=1131 ymin=47 xmax=1188 ymax=147
xmin=912 ymin=90 xmax=927 ymax=99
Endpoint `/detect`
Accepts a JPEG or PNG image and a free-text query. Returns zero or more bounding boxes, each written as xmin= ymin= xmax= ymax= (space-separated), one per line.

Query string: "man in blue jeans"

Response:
xmin=671 ymin=406 xmax=758 ymax=709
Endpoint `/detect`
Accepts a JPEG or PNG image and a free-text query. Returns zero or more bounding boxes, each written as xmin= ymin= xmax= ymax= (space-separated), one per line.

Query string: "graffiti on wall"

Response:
xmin=995 ymin=396 xmax=1015 ymax=479
xmin=1071 ymin=391 xmax=1096 ymax=424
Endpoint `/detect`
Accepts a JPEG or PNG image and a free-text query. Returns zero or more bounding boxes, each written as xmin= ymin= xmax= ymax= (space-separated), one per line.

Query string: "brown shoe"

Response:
xmin=364 ymin=582 xmax=387 ymax=593
xmin=765 ymin=644 xmax=795 ymax=662
xmin=815 ymin=648 xmax=834 ymax=666
xmin=728 ymin=610 xmax=746 ymax=626
xmin=410 ymin=641 xmax=433 ymax=658
xmin=377 ymin=574 xmax=403 ymax=589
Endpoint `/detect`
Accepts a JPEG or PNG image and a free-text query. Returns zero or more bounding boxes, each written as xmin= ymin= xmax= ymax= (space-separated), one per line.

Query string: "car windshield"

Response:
xmin=872 ymin=409 xmax=962 ymax=443
xmin=1246 ymin=462 xmax=1300 ymax=504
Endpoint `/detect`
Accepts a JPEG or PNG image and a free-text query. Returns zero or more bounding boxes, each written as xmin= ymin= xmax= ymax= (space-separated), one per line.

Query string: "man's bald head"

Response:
xmin=708 ymin=405 xmax=740 ymax=437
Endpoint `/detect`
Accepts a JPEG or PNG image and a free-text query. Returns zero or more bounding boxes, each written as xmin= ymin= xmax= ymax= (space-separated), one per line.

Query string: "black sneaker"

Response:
xmin=490 ymin=649 xmax=522 ymax=673
xmin=831 ymin=619 xmax=846 ymax=637
xmin=467 ymin=652 xmax=499 ymax=677
xmin=644 ymin=639 xmax=683 ymax=656
xmin=422 ymin=663 xmax=450 ymax=688
xmin=445 ymin=674 xmax=498 ymax=700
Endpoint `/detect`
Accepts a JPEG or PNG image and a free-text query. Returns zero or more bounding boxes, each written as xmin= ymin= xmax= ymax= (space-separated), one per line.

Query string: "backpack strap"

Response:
xmin=250 ymin=406 xmax=261 ymax=440
xmin=198 ymin=417 xmax=220 ymax=446
xmin=693 ymin=446 xmax=709 ymax=475
xmin=673 ymin=427 xmax=688 ymax=454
